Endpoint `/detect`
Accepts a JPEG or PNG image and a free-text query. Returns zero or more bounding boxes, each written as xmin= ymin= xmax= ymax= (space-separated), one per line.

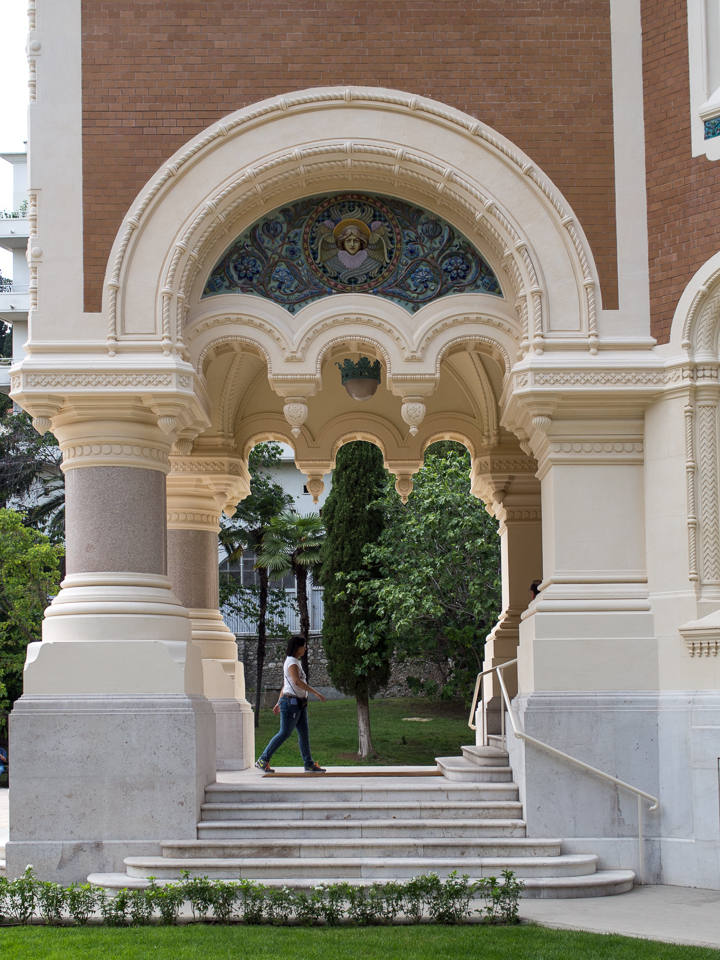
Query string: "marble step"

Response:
xmin=123 ymin=852 xmax=597 ymax=881
xmin=91 ymin=867 xmax=634 ymax=898
xmin=196 ymin=818 xmax=527 ymax=840
xmin=436 ymin=757 xmax=513 ymax=782
xmin=158 ymin=837 xmax=562 ymax=860
xmin=205 ymin=781 xmax=519 ymax=804
xmin=200 ymin=800 xmax=525 ymax=821
xmin=461 ymin=745 xmax=510 ymax=767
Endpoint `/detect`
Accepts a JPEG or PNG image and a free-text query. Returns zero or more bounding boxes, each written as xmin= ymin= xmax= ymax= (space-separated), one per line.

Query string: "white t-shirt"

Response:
xmin=282 ymin=656 xmax=307 ymax=698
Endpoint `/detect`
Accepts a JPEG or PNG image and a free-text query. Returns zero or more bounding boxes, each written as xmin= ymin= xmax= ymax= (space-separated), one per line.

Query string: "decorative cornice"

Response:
xmin=472 ymin=457 xmax=537 ymax=473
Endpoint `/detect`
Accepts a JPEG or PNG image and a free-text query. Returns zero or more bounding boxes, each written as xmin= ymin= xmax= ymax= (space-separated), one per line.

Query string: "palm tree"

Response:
xmin=218 ymin=443 xmax=292 ymax=727
xmin=257 ymin=512 xmax=325 ymax=678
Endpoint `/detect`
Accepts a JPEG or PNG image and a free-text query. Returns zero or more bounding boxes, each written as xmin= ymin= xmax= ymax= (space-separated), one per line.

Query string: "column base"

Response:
xmin=7 ymin=693 xmax=216 ymax=882
xmin=211 ymin=698 xmax=255 ymax=770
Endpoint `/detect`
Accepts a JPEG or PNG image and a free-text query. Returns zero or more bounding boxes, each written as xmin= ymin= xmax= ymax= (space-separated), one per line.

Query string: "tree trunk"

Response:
xmin=357 ymin=694 xmax=375 ymax=758
xmin=254 ymin=566 xmax=269 ymax=728
xmin=295 ymin=563 xmax=310 ymax=682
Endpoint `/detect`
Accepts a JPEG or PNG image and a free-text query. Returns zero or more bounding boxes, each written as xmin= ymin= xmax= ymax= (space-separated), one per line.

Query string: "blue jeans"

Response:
xmin=259 ymin=699 xmax=314 ymax=768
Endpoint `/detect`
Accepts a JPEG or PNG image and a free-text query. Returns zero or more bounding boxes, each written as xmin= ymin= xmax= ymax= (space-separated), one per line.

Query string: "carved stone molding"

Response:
xmin=106 ymin=88 xmax=604 ymax=360
xmin=61 ymin=442 xmax=170 ymax=473
xmin=166 ymin=455 xmax=251 ymax=529
xmin=680 ymin=609 xmax=720 ymax=657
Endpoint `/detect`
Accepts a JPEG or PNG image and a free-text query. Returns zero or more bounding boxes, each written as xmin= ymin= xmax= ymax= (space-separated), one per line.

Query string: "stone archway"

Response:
xmin=8 ymin=88 xmax=619 ymax=881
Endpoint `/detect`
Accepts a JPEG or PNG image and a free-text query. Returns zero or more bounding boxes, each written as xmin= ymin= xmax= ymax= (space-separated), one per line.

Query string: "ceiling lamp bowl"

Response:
xmin=336 ymin=357 xmax=382 ymax=401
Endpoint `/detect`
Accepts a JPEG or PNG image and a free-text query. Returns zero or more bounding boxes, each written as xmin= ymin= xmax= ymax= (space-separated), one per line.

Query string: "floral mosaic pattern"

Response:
xmin=202 ymin=193 xmax=502 ymax=313
xmin=704 ymin=116 xmax=720 ymax=140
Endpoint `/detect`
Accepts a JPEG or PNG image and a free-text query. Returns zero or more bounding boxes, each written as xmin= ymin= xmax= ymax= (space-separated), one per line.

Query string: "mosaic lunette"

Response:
xmin=203 ymin=193 xmax=502 ymax=313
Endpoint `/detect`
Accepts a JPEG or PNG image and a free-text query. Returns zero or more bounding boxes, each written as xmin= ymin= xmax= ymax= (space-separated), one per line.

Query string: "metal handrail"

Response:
xmin=469 ymin=658 xmax=659 ymax=884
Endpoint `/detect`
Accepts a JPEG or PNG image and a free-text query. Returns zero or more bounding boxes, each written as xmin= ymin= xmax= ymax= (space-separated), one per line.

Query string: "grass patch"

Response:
xmin=1 ymin=924 xmax=718 ymax=960
xmin=255 ymin=696 xmax=469 ymax=767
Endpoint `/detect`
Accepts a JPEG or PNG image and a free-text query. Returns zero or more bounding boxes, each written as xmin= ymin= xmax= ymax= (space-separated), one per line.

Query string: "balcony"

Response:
xmin=0 ymin=281 xmax=30 ymax=321
xmin=0 ymin=215 xmax=29 ymax=251
xmin=0 ymin=358 xmax=13 ymax=395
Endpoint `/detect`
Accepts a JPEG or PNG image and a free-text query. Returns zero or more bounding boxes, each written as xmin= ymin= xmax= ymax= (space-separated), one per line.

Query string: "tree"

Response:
xmin=256 ymin=511 xmax=325 ymax=678
xmin=0 ymin=408 xmax=65 ymax=541
xmin=0 ymin=509 xmax=64 ymax=736
xmin=319 ymin=441 xmax=391 ymax=758
xmin=218 ymin=443 xmax=293 ymax=727
xmin=345 ymin=443 xmax=501 ymax=703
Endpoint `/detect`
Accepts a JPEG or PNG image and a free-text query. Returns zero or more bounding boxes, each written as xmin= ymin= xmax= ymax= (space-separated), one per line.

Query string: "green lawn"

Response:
xmin=1 ymin=925 xmax=718 ymax=960
xmin=254 ymin=696 xmax=470 ymax=767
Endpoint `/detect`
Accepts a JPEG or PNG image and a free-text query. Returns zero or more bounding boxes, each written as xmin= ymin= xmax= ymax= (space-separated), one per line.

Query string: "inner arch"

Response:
xmin=202 ymin=191 xmax=502 ymax=314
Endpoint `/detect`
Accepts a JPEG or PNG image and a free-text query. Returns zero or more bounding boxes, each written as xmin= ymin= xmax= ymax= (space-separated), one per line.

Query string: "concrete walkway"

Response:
xmin=520 ymin=883 xmax=720 ymax=950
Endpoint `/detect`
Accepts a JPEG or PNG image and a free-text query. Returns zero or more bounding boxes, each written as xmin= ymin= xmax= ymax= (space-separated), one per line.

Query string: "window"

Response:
xmin=688 ymin=0 xmax=720 ymax=159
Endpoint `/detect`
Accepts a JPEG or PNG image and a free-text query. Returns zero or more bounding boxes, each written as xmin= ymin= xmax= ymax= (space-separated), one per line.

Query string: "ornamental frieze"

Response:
xmin=203 ymin=193 xmax=502 ymax=314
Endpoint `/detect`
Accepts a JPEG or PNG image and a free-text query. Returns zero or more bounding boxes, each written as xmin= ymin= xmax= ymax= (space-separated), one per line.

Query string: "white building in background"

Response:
xmin=0 ymin=151 xmax=29 ymax=394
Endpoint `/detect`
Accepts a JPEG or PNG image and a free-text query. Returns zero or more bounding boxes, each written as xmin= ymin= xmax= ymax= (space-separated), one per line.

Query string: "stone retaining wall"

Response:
xmin=236 ymin=635 xmax=445 ymax=706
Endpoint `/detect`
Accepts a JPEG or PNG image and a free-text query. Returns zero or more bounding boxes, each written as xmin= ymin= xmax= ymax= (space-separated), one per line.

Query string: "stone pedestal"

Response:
xmin=166 ymin=455 xmax=254 ymax=770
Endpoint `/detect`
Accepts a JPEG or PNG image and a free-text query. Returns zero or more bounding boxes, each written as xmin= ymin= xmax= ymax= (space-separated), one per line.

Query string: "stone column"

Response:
xmin=7 ymin=399 xmax=217 ymax=882
xmin=470 ymin=449 xmax=542 ymax=734
xmin=166 ymin=454 xmax=254 ymax=770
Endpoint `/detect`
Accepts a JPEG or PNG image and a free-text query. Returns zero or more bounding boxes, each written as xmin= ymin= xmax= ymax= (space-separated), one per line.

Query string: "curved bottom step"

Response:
xmin=122 ymin=853 xmax=597 ymax=880
xmin=88 ymin=869 xmax=635 ymax=899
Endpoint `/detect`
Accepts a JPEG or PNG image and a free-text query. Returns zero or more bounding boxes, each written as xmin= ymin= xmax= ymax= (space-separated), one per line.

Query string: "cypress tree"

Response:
xmin=319 ymin=441 xmax=391 ymax=757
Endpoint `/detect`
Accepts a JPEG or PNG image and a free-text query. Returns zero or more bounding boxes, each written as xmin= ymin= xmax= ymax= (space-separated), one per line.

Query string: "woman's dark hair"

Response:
xmin=286 ymin=635 xmax=306 ymax=658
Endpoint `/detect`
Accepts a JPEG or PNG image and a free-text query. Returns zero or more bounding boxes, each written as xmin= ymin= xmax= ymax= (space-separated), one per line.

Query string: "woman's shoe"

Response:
xmin=304 ymin=761 xmax=326 ymax=773
xmin=255 ymin=759 xmax=275 ymax=773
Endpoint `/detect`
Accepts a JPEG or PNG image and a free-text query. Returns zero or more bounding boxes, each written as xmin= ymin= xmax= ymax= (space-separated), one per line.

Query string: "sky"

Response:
xmin=0 ymin=0 xmax=30 ymax=277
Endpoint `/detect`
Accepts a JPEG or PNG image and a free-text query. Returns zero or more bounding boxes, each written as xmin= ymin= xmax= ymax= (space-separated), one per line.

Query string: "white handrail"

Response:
xmin=469 ymin=658 xmax=659 ymax=884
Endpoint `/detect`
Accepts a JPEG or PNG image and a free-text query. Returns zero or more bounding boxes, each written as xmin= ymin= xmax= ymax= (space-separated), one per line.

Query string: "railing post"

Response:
xmin=638 ymin=794 xmax=644 ymax=885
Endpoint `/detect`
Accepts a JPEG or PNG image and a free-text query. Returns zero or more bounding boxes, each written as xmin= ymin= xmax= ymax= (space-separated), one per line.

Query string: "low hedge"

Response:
xmin=0 ymin=867 xmax=524 ymax=926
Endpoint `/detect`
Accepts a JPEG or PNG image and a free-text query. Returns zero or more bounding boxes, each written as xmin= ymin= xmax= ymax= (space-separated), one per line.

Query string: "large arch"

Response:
xmin=104 ymin=86 xmax=603 ymax=367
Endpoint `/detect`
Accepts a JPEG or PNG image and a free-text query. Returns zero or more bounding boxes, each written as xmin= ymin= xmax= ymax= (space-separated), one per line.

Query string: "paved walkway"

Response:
xmin=1 ymin=785 xmax=720 ymax=948
xmin=520 ymin=883 xmax=720 ymax=950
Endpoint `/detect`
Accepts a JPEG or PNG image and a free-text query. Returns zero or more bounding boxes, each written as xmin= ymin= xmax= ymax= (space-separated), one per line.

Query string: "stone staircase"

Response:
xmin=89 ymin=741 xmax=635 ymax=898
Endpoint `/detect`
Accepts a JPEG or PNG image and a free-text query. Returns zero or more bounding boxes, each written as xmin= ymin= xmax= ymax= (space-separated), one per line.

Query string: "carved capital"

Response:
xmin=167 ymin=455 xmax=251 ymax=529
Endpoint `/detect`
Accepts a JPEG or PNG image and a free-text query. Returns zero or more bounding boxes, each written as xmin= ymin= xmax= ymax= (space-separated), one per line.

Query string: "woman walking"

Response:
xmin=255 ymin=636 xmax=327 ymax=773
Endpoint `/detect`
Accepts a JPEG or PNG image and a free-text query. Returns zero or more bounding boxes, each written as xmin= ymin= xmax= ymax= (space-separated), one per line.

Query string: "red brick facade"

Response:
xmin=81 ymin=1 xmax=618 ymax=314
xmin=642 ymin=0 xmax=720 ymax=343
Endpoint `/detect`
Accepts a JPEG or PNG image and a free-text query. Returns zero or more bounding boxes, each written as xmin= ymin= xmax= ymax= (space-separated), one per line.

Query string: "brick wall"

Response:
xmin=642 ymin=0 xmax=720 ymax=343
xmin=81 ymin=1 xmax=618 ymax=313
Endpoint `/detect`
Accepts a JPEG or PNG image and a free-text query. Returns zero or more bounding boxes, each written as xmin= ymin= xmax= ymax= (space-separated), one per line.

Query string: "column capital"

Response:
xmin=9 ymin=355 xmax=211 ymax=473
xmin=166 ymin=454 xmax=251 ymax=531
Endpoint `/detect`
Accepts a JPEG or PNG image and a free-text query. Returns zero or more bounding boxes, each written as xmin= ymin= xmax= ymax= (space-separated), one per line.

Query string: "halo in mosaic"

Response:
xmin=202 ymin=193 xmax=502 ymax=313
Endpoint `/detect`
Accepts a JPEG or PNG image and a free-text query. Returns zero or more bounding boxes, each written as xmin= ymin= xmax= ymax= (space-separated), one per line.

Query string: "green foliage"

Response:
xmin=319 ymin=441 xmax=391 ymax=702
xmin=0 ymin=866 xmax=523 ymax=927
xmin=0 ymin=409 xmax=64 ymax=540
xmin=0 ymin=509 xmax=64 ymax=731
xmin=219 ymin=580 xmax=294 ymax=639
xmin=345 ymin=444 xmax=501 ymax=702
xmin=257 ymin=511 xmax=325 ymax=643
xmin=64 ymin=883 xmax=98 ymax=925
xmin=479 ymin=869 xmax=525 ymax=924
xmin=219 ymin=442 xmax=294 ymax=722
